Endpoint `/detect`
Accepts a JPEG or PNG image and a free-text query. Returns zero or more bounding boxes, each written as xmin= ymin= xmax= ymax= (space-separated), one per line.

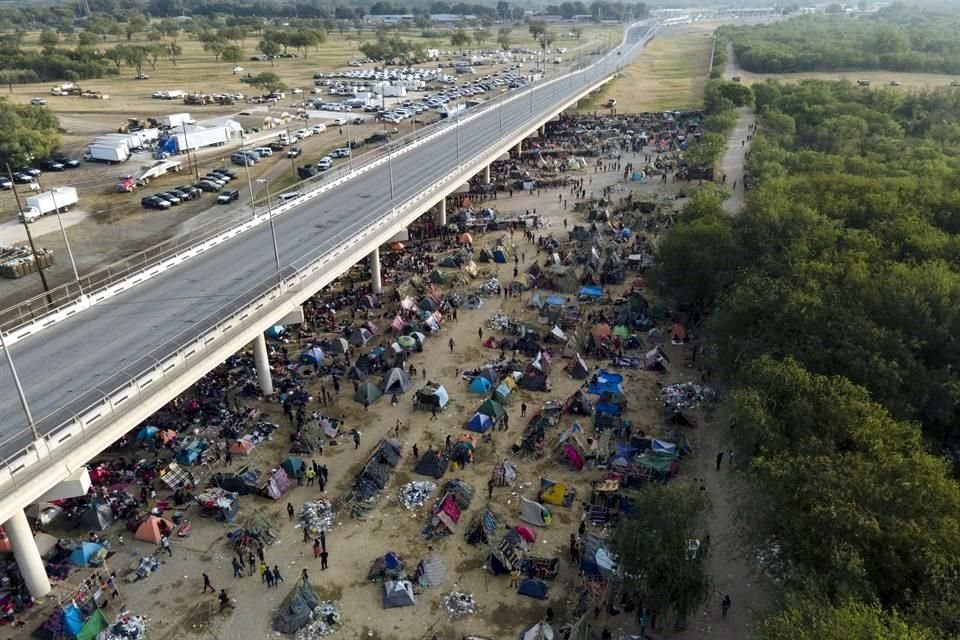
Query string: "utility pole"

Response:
xmin=6 ymin=164 xmax=51 ymax=302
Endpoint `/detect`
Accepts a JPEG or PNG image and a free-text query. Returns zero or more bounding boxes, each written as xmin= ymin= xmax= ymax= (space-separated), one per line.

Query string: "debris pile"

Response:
xmin=486 ymin=312 xmax=512 ymax=331
xmin=398 ymin=481 xmax=437 ymax=510
xmin=478 ymin=278 xmax=501 ymax=296
xmin=660 ymin=382 xmax=718 ymax=409
xmin=442 ymin=591 xmax=478 ymax=619
xmin=300 ymin=498 xmax=335 ymax=536
xmin=294 ymin=601 xmax=342 ymax=640
xmin=99 ymin=613 xmax=148 ymax=640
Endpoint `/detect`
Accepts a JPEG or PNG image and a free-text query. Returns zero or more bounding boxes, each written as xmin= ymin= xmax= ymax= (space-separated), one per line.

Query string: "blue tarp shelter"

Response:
xmin=493 ymin=249 xmax=508 ymax=263
xmin=265 ymin=325 xmax=285 ymax=340
xmin=135 ymin=426 xmax=159 ymax=442
xmin=468 ymin=377 xmax=492 ymax=394
xmin=588 ymin=371 xmax=624 ymax=395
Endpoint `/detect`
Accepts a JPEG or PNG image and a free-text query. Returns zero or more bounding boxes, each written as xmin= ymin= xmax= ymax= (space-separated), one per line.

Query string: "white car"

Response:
xmin=253 ymin=147 xmax=273 ymax=157
xmin=291 ymin=88 xmax=303 ymax=94
xmin=316 ymin=156 xmax=333 ymax=171
xmin=331 ymin=147 xmax=350 ymax=158
xmin=295 ymin=128 xmax=311 ymax=138
xmin=311 ymin=123 xmax=327 ymax=133
xmin=332 ymin=117 xmax=347 ymax=125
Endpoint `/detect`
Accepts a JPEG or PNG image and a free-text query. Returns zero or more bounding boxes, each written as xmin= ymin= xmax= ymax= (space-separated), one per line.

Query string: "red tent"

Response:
xmin=563 ymin=444 xmax=585 ymax=471
xmin=515 ymin=525 xmax=536 ymax=543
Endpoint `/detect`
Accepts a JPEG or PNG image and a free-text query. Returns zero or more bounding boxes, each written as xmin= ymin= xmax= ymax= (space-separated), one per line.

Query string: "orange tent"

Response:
xmin=158 ymin=429 xmax=178 ymax=445
xmin=459 ymin=232 xmax=473 ymax=245
xmin=592 ymin=323 xmax=611 ymax=339
xmin=230 ymin=439 xmax=256 ymax=456
xmin=670 ymin=324 xmax=687 ymax=342
xmin=390 ymin=242 xmax=405 ymax=252
xmin=135 ymin=516 xmax=174 ymax=544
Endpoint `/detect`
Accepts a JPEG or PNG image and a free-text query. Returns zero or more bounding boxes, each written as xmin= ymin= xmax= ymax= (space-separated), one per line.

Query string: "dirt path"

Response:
xmin=719 ymin=44 xmax=755 ymax=214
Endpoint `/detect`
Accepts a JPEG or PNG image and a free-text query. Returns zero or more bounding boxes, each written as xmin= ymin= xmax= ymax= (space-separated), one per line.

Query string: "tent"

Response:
xmin=414 ymin=384 xmax=449 ymax=410
xmin=280 ymin=456 xmax=304 ymax=478
xmin=468 ymin=377 xmax=492 ymax=394
xmin=382 ymin=368 xmax=413 ymax=394
xmin=567 ymin=354 xmax=589 ymax=379
xmin=273 ymin=581 xmax=320 ymax=634
xmin=670 ymin=323 xmax=687 ymax=344
xmin=464 ymin=294 xmax=483 ymax=309
xmin=230 ymin=438 xmax=256 ymax=456
xmin=477 ymin=398 xmax=505 ymax=420
xmin=415 ymin=449 xmax=448 ymax=479
xmin=465 ymin=508 xmax=499 ymax=545
xmin=563 ymin=443 xmax=585 ymax=471
xmin=135 ymin=516 xmax=174 ymax=544
xmin=517 ymin=578 xmax=549 ymax=599
xmin=77 ymin=504 xmax=113 ymax=531
xmin=429 ymin=269 xmax=446 ymax=284
xmin=539 ymin=482 xmax=570 ymax=507
xmin=579 ymin=286 xmax=603 ymax=299
xmin=667 ymin=410 xmax=696 ymax=427
xmin=493 ymin=377 xmax=517 ymax=404
xmin=416 ymin=554 xmax=447 ymax=588
xmin=265 ymin=325 xmax=285 ymax=340
xmin=300 ymin=346 xmax=325 ymax=365
xmin=580 ymin=534 xmax=617 ymax=578
xmin=264 ymin=467 xmax=291 ymax=500
xmin=522 ymin=623 xmax=555 ymax=640
xmin=135 ymin=426 xmax=159 ymax=443
xmin=69 ymin=542 xmax=105 ymax=567
xmin=647 ymin=327 xmax=664 ymax=343
xmin=515 ymin=525 xmax=536 ymax=543
xmin=459 ymin=232 xmax=473 ymax=245
xmin=382 ymin=580 xmax=416 ymax=608
xmin=326 ymin=337 xmax=350 ymax=354
xmin=466 ymin=412 xmax=494 ymax=433
xmin=349 ymin=327 xmax=373 ymax=346
xmin=591 ymin=323 xmax=611 ymax=339
xmin=354 ymin=382 xmax=383 ymax=405
xmin=518 ymin=497 xmax=551 ymax=527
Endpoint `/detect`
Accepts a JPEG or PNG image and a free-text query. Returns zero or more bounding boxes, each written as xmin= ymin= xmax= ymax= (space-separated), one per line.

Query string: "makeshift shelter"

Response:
xmin=588 ymin=370 xmax=623 ymax=395
xmin=468 ymin=377 xmax=492 ymax=394
xmin=518 ymin=497 xmax=552 ymax=527
xmin=300 ymin=346 xmax=325 ymax=365
xmin=326 ymin=337 xmax=350 ymax=354
xmin=135 ymin=426 xmax=159 ymax=443
xmin=580 ymin=534 xmax=617 ymax=578
xmin=382 ymin=580 xmax=416 ymax=609
xmin=493 ymin=376 xmax=517 ymax=404
xmin=517 ymin=578 xmax=549 ymax=599
xmin=415 ymin=449 xmax=448 ymax=479
xmin=414 ymin=554 xmax=447 ymax=588
xmin=368 ymin=552 xmax=406 ymax=582
xmin=382 ymin=368 xmax=413 ymax=394
xmin=263 ymin=467 xmax=291 ymax=500
xmin=425 ymin=493 xmax=463 ymax=538
xmin=69 ymin=542 xmax=106 ymax=567
xmin=459 ymin=232 xmax=473 ymax=245
xmin=35 ymin=606 xmax=108 ymax=640
xmin=515 ymin=525 xmax=536 ymax=543
xmin=539 ymin=479 xmax=574 ymax=507
xmin=265 ymin=325 xmax=285 ymax=340
xmin=666 ymin=410 xmax=696 ymax=427
xmin=413 ymin=384 xmax=449 ymax=411
xmin=591 ymin=322 xmax=611 ymax=339
xmin=466 ymin=412 xmax=494 ymax=433
xmin=567 ymin=354 xmax=589 ymax=379
xmin=354 ymin=382 xmax=383 ymax=405
xmin=280 ymin=456 xmax=305 ymax=478
xmin=229 ymin=438 xmax=256 ymax=456
xmin=135 ymin=516 xmax=174 ymax=544
xmin=522 ymin=623 xmax=555 ymax=640
xmin=670 ymin=323 xmax=687 ymax=344
xmin=464 ymin=294 xmax=483 ymax=309
xmin=77 ymin=504 xmax=113 ymax=531
xmin=273 ymin=581 xmax=320 ymax=634
xmin=465 ymin=508 xmax=499 ymax=545
xmin=647 ymin=327 xmax=664 ymax=343
xmin=562 ymin=443 xmax=585 ymax=471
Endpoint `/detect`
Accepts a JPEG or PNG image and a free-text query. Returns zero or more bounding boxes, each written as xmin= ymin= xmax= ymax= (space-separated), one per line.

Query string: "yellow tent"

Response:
xmin=540 ymin=482 xmax=568 ymax=506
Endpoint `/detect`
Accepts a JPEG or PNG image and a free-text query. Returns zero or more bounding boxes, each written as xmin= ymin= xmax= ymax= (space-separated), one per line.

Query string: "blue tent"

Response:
xmin=62 ymin=604 xmax=85 ymax=636
xmin=517 ymin=578 xmax=549 ymax=599
xmin=135 ymin=426 xmax=159 ymax=442
xmin=466 ymin=412 xmax=493 ymax=433
xmin=493 ymin=249 xmax=508 ymax=263
xmin=620 ymin=228 xmax=632 ymax=239
xmin=468 ymin=377 xmax=492 ymax=394
xmin=579 ymin=285 xmax=603 ymax=299
xmin=265 ymin=325 xmax=285 ymax=340
xmin=545 ymin=295 xmax=567 ymax=306
xmin=176 ymin=448 xmax=200 ymax=465
xmin=301 ymin=346 xmax=325 ymax=365
xmin=69 ymin=542 xmax=104 ymax=567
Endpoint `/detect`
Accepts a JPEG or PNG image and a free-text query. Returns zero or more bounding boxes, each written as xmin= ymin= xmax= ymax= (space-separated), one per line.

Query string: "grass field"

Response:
xmin=580 ymin=24 xmax=715 ymax=113
xmin=731 ymin=68 xmax=960 ymax=90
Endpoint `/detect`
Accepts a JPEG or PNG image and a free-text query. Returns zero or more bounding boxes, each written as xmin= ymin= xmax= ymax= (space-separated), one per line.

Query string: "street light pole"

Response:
xmin=256 ymin=178 xmax=282 ymax=282
xmin=181 ymin=122 xmax=200 ymax=182
xmin=0 ymin=330 xmax=39 ymax=440
xmin=41 ymin=183 xmax=81 ymax=293
xmin=455 ymin=102 xmax=462 ymax=167
xmin=6 ymin=165 xmax=51 ymax=301
xmin=387 ymin=144 xmax=396 ymax=214
xmin=239 ymin=130 xmax=256 ymax=219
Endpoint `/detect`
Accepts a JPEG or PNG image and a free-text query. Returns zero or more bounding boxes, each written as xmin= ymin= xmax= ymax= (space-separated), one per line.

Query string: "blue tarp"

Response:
xmin=466 ymin=412 xmax=493 ymax=433
xmin=596 ymin=402 xmax=623 ymax=416
xmin=69 ymin=542 xmax=103 ymax=567
xmin=517 ymin=578 xmax=549 ymax=599
xmin=468 ymin=377 xmax=492 ymax=393
xmin=588 ymin=371 xmax=624 ymax=395
xmin=620 ymin=228 xmax=632 ymax=238
xmin=545 ymin=295 xmax=567 ymax=306
xmin=579 ymin=285 xmax=603 ymax=298
xmin=265 ymin=325 xmax=285 ymax=340
xmin=614 ymin=441 xmax=638 ymax=458
xmin=63 ymin=605 xmax=84 ymax=636
xmin=493 ymin=249 xmax=508 ymax=263
xmin=176 ymin=448 xmax=200 ymax=465
xmin=135 ymin=426 xmax=159 ymax=442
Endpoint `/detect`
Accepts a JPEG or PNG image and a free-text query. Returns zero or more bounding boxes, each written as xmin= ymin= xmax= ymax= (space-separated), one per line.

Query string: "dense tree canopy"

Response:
xmin=721 ymin=4 xmax=960 ymax=74
xmin=0 ymin=100 xmax=61 ymax=169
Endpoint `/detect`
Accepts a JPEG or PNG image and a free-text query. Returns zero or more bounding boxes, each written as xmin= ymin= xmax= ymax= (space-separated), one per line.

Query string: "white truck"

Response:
xmin=172 ymin=125 xmax=229 ymax=152
xmin=85 ymin=143 xmax=129 ymax=164
xmin=18 ymin=187 xmax=79 ymax=223
xmin=162 ymin=112 xmax=194 ymax=129
xmin=135 ymin=159 xmax=182 ymax=185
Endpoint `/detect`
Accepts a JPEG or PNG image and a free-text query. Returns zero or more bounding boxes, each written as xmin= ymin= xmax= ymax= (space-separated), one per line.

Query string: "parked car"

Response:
xmin=54 ymin=157 xmax=80 ymax=169
xmin=269 ymin=142 xmax=286 ymax=151
xmin=213 ymin=168 xmax=237 ymax=180
xmin=195 ymin=180 xmax=221 ymax=192
xmin=217 ymin=189 xmax=240 ymax=204
xmin=287 ymin=147 xmax=303 ymax=158
xmin=252 ymin=147 xmax=273 ymax=157
xmin=331 ymin=147 xmax=350 ymax=158
xmin=40 ymin=159 xmax=64 ymax=171
xmin=0 ymin=178 xmax=13 ymax=190
xmin=141 ymin=196 xmax=171 ymax=209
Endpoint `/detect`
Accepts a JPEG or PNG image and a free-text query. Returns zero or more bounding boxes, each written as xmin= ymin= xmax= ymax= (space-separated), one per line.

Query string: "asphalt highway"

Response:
xmin=0 ymin=24 xmax=651 ymax=458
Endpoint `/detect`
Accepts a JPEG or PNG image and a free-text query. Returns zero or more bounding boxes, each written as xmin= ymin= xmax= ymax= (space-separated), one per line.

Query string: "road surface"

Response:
xmin=0 ymin=25 xmax=652 ymax=459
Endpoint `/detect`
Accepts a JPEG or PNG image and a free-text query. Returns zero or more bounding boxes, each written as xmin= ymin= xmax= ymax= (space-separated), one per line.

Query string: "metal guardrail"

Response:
xmin=0 ymin=25 xmax=653 ymax=498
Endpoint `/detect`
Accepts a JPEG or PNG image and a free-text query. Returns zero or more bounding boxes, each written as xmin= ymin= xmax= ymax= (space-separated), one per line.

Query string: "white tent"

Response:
xmin=382 ymin=580 xmax=416 ymax=608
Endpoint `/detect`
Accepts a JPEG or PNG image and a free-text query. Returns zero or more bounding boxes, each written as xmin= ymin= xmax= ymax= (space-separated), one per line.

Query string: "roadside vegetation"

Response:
xmin=721 ymin=4 xmax=960 ymax=75
xmin=656 ymin=79 xmax=960 ymax=638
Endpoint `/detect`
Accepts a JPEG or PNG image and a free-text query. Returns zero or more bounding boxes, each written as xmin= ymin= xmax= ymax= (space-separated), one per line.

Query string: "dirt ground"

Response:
xmin=730 ymin=67 xmax=960 ymax=90
xmin=7 ymin=132 xmax=770 ymax=639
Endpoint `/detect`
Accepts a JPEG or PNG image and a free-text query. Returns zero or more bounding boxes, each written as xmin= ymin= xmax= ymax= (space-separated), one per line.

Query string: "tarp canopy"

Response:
xmin=355 ymin=382 xmax=383 ymax=404
xmin=265 ymin=325 xmax=285 ymax=340
xmin=581 ymin=534 xmax=617 ymax=578
xmin=382 ymin=368 xmax=413 ymax=394
xmin=135 ymin=426 xmax=159 ymax=442
xmin=579 ymin=286 xmax=603 ymax=299
xmin=539 ymin=482 xmax=569 ymax=506
xmin=273 ymin=581 xmax=320 ymax=634
xmin=588 ymin=370 xmax=623 ymax=395
xmin=382 ymin=580 xmax=416 ymax=608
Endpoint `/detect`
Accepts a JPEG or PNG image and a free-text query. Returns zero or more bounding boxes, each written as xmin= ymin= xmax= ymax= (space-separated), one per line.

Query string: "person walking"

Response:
xmin=219 ymin=589 xmax=234 ymax=612
xmin=160 ymin=535 xmax=172 ymax=557
xmin=715 ymin=451 xmax=724 ymax=471
xmin=320 ymin=464 xmax=328 ymax=484
xmin=412 ymin=443 xmax=419 ymax=461
xmin=430 ymin=405 xmax=438 ymax=421
xmin=265 ymin=566 xmax=275 ymax=588
xmin=313 ymin=538 xmax=322 ymax=558
xmin=320 ymin=549 xmax=329 ymax=570
xmin=352 ymin=429 xmax=361 ymax=449
xmin=520 ymin=402 xmax=527 ymax=418
xmin=721 ymin=595 xmax=731 ymax=618
xmin=259 ymin=562 xmax=269 ymax=583
xmin=248 ymin=551 xmax=256 ymax=576
xmin=488 ymin=478 xmax=494 ymax=499
xmin=320 ymin=530 xmax=326 ymax=551
xmin=202 ymin=572 xmax=214 ymax=593
xmin=318 ymin=473 xmax=326 ymax=493
xmin=478 ymin=327 xmax=483 ymax=341
xmin=306 ymin=466 xmax=316 ymax=487
xmin=448 ymin=338 xmax=455 ymax=353
xmin=287 ymin=503 xmax=295 ymax=521
xmin=231 ymin=557 xmax=243 ymax=578
xmin=301 ymin=568 xmax=310 ymax=583
xmin=272 ymin=566 xmax=284 ymax=586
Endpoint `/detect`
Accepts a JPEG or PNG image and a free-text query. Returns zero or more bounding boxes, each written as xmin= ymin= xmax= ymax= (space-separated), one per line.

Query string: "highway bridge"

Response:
xmin=0 ymin=22 xmax=654 ymax=596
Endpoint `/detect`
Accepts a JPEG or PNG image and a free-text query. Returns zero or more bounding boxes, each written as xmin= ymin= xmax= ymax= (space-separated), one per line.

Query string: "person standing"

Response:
xmin=520 ymin=403 xmax=527 ymax=418
xmin=448 ymin=338 xmax=455 ymax=353
xmin=715 ymin=451 xmax=724 ymax=471
xmin=260 ymin=562 xmax=269 ymax=583
xmin=639 ymin=608 xmax=649 ymax=635
xmin=313 ymin=538 xmax=321 ymax=558
xmin=430 ymin=405 xmax=438 ymax=421
xmin=287 ymin=503 xmax=295 ymax=521
xmin=352 ymin=429 xmax=361 ymax=449
xmin=265 ymin=566 xmax=275 ymax=588
xmin=721 ymin=595 xmax=731 ymax=618
xmin=728 ymin=449 xmax=734 ymax=468
xmin=320 ymin=548 xmax=329 ymax=570
xmin=202 ymin=573 xmax=214 ymax=593
xmin=232 ymin=557 xmax=243 ymax=578
xmin=219 ymin=589 xmax=234 ymax=612
xmin=247 ymin=551 xmax=256 ymax=576
xmin=320 ymin=464 xmax=329 ymax=484
xmin=160 ymin=535 xmax=172 ymax=557
xmin=487 ymin=478 xmax=494 ymax=499
xmin=320 ymin=530 xmax=326 ymax=550
xmin=509 ymin=568 xmax=520 ymax=588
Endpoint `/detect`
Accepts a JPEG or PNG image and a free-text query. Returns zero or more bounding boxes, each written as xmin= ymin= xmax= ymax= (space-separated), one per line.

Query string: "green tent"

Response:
xmin=477 ymin=398 xmax=505 ymax=420
xmin=354 ymin=382 xmax=383 ymax=404
xmin=429 ymin=269 xmax=446 ymax=284
xmin=76 ymin=610 xmax=108 ymax=640
xmin=613 ymin=325 xmax=629 ymax=338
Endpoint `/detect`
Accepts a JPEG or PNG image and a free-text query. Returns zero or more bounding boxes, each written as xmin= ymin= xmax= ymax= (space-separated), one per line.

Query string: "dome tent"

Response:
xmin=381 ymin=368 xmax=413 ymax=394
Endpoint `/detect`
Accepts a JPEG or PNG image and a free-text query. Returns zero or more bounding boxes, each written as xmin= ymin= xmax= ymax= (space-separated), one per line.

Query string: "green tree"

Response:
xmin=497 ymin=26 xmax=512 ymax=50
xmin=38 ymin=29 xmax=60 ymax=51
xmin=77 ymin=31 xmax=99 ymax=47
xmin=612 ymin=482 xmax=712 ymax=627
xmin=450 ymin=29 xmax=471 ymax=53
xmin=0 ymin=69 xmax=40 ymax=93
xmin=258 ymin=38 xmax=281 ymax=64
xmin=249 ymin=72 xmax=287 ymax=94
xmin=473 ymin=28 xmax=490 ymax=47
xmin=221 ymin=43 xmax=244 ymax=66
xmin=528 ymin=21 xmax=546 ymax=39
xmin=201 ymin=34 xmax=228 ymax=62
xmin=107 ymin=44 xmax=129 ymax=69
xmin=0 ymin=101 xmax=60 ymax=168
xmin=756 ymin=596 xmax=937 ymax=640
xmin=126 ymin=16 xmax=147 ymax=40
xmin=123 ymin=45 xmax=147 ymax=75
xmin=145 ymin=44 xmax=162 ymax=71
xmin=166 ymin=42 xmax=183 ymax=65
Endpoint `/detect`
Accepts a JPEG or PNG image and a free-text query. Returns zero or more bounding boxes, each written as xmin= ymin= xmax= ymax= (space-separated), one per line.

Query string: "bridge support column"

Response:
xmin=438 ymin=198 xmax=446 ymax=226
xmin=253 ymin=333 xmax=273 ymax=396
xmin=5 ymin=509 xmax=50 ymax=599
xmin=483 ymin=165 xmax=491 ymax=185
xmin=369 ymin=248 xmax=382 ymax=295
xmin=515 ymin=141 xmax=522 ymax=155
xmin=539 ymin=125 xmax=545 ymax=136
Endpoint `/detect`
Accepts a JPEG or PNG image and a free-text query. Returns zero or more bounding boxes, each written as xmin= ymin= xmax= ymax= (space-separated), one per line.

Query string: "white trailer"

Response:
xmin=128 ymin=128 xmax=160 ymax=146
xmin=162 ymin=112 xmax=194 ymax=129
xmin=19 ymin=187 xmax=79 ymax=223
xmin=134 ymin=159 xmax=183 ymax=185
xmin=94 ymin=134 xmax=140 ymax=151
xmin=85 ymin=143 xmax=129 ymax=164
xmin=172 ymin=125 xmax=230 ymax=152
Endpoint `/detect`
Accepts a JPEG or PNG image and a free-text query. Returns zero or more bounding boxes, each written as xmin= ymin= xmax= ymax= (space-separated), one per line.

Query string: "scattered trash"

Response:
xmin=294 ymin=601 xmax=342 ymax=639
xmin=661 ymin=382 xmax=718 ymax=409
xmin=399 ymin=481 xmax=436 ymax=510
xmin=443 ymin=591 xmax=478 ymax=619
xmin=300 ymin=498 xmax=335 ymax=536
xmin=486 ymin=312 xmax=512 ymax=330
xmin=98 ymin=612 xmax=148 ymax=640
xmin=479 ymin=278 xmax=502 ymax=296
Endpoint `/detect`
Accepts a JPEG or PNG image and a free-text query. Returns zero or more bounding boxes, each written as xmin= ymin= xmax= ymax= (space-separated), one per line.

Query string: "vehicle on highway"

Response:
xmin=217 ymin=189 xmax=240 ymax=204
xmin=311 ymin=124 xmax=327 ymax=134
xmin=30 ymin=97 xmax=47 ymax=106
xmin=287 ymin=147 xmax=302 ymax=158
xmin=252 ymin=147 xmax=273 ymax=157
xmin=316 ymin=156 xmax=333 ymax=171
xmin=278 ymin=191 xmax=302 ymax=203
xmin=331 ymin=147 xmax=351 ymax=158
